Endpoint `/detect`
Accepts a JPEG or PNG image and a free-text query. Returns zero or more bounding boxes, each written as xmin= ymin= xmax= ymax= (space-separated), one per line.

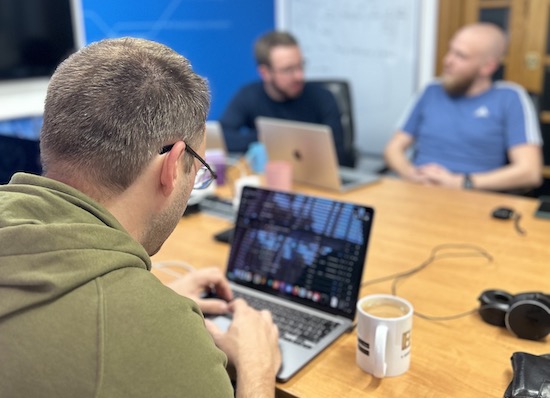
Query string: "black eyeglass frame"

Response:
xmin=160 ymin=142 xmax=217 ymax=188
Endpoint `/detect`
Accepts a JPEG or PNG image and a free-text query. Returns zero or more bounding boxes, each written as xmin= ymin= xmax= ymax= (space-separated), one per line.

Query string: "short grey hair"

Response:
xmin=40 ymin=37 xmax=210 ymax=194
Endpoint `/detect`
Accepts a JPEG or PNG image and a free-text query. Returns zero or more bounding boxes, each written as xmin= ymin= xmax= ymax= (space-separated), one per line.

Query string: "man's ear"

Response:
xmin=159 ymin=141 xmax=186 ymax=197
xmin=258 ymin=64 xmax=271 ymax=81
xmin=481 ymin=57 xmax=499 ymax=78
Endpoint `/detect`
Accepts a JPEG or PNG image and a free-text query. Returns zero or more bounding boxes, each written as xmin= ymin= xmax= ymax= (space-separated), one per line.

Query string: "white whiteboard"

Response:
xmin=278 ymin=0 xmax=425 ymax=155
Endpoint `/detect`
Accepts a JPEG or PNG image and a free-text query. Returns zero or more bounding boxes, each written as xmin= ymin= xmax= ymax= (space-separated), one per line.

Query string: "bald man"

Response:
xmin=384 ymin=23 xmax=543 ymax=192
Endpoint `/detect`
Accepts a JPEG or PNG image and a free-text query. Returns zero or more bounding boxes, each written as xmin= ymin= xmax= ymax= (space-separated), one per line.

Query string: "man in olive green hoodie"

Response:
xmin=0 ymin=38 xmax=280 ymax=397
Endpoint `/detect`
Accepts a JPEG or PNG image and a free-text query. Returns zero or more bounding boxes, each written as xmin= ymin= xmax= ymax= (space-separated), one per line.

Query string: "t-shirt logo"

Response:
xmin=474 ymin=106 xmax=490 ymax=118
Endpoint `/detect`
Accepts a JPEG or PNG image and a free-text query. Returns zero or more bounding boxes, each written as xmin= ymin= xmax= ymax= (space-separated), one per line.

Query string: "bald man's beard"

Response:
xmin=441 ymin=72 xmax=477 ymax=97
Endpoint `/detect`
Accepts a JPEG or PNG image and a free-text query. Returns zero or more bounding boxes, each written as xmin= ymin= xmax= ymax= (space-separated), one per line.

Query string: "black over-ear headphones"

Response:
xmin=478 ymin=289 xmax=550 ymax=340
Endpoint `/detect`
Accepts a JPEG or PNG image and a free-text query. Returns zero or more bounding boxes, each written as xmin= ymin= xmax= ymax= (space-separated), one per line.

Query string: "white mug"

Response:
xmin=232 ymin=175 xmax=261 ymax=210
xmin=356 ymin=294 xmax=413 ymax=378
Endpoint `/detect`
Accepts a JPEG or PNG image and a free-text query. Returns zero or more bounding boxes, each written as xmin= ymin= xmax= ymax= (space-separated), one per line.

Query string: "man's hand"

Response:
xmin=205 ymin=299 xmax=281 ymax=398
xmin=166 ymin=267 xmax=233 ymax=314
xmin=418 ymin=163 xmax=463 ymax=188
xmin=402 ymin=166 xmax=434 ymax=185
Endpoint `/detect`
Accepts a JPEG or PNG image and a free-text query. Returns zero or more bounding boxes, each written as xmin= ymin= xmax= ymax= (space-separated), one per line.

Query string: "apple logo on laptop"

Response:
xmin=293 ymin=149 xmax=302 ymax=161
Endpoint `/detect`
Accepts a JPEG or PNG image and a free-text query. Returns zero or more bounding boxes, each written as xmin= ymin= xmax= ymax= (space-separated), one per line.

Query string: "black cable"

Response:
xmin=361 ymin=243 xmax=494 ymax=321
xmin=512 ymin=213 xmax=526 ymax=236
xmin=491 ymin=207 xmax=526 ymax=236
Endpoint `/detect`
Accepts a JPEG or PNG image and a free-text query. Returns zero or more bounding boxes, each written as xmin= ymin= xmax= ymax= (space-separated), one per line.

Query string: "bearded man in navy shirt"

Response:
xmin=220 ymin=31 xmax=354 ymax=168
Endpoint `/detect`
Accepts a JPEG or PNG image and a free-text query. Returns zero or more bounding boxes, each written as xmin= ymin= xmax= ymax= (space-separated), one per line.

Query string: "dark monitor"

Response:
xmin=0 ymin=134 xmax=42 ymax=184
xmin=0 ymin=0 xmax=84 ymax=120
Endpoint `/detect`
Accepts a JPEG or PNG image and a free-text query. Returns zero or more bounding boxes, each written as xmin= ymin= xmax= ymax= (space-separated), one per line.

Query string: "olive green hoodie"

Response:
xmin=0 ymin=173 xmax=233 ymax=397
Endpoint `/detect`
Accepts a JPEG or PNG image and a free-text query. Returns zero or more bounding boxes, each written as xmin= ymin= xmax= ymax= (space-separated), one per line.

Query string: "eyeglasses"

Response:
xmin=160 ymin=142 xmax=217 ymax=190
xmin=269 ymin=61 xmax=305 ymax=76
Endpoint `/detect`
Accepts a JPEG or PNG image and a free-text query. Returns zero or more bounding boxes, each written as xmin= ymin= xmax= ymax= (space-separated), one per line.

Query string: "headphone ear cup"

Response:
xmin=505 ymin=298 xmax=550 ymax=340
xmin=478 ymin=289 xmax=513 ymax=327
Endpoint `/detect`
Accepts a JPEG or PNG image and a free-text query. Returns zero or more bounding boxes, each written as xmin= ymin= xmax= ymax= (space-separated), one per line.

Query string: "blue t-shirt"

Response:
xmin=220 ymin=81 xmax=351 ymax=167
xmin=400 ymin=81 xmax=542 ymax=174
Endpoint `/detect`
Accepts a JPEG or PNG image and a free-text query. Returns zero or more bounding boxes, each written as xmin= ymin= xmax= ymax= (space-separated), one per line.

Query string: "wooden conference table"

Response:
xmin=152 ymin=177 xmax=550 ymax=397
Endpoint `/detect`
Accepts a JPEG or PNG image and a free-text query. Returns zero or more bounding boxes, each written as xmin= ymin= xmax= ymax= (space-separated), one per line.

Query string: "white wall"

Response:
xmin=277 ymin=0 xmax=439 ymax=156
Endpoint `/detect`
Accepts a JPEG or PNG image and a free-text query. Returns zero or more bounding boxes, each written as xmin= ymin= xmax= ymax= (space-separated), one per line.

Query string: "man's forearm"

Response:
xmin=467 ymin=165 xmax=542 ymax=191
xmin=235 ymin=367 xmax=276 ymax=398
xmin=384 ymin=148 xmax=416 ymax=179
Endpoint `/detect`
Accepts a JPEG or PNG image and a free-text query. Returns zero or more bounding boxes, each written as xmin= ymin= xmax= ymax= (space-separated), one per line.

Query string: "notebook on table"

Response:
xmin=256 ymin=117 xmax=380 ymax=192
xmin=207 ymin=186 xmax=375 ymax=382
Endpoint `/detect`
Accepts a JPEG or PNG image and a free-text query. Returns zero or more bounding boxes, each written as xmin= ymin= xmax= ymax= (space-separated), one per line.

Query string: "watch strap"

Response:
xmin=463 ymin=174 xmax=474 ymax=189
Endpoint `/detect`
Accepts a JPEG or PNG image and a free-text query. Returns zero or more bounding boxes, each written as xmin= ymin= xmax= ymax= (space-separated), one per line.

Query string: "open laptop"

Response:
xmin=205 ymin=120 xmax=227 ymax=153
xmin=256 ymin=117 xmax=379 ymax=192
xmin=205 ymin=119 xmax=243 ymax=167
xmin=208 ymin=186 xmax=375 ymax=382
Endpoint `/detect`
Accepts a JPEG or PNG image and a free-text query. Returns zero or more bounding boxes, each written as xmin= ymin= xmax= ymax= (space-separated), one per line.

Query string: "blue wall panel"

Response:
xmin=81 ymin=0 xmax=275 ymax=120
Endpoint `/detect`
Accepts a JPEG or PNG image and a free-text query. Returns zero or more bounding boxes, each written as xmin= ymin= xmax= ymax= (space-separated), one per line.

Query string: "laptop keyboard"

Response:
xmin=340 ymin=176 xmax=356 ymax=185
xmin=233 ymin=290 xmax=339 ymax=349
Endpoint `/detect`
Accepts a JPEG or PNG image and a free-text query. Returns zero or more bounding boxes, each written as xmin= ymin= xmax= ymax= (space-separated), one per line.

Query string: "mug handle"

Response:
xmin=373 ymin=324 xmax=388 ymax=378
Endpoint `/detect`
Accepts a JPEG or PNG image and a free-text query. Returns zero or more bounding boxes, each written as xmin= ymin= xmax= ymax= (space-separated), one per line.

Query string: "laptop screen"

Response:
xmin=226 ymin=186 xmax=374 ymax=320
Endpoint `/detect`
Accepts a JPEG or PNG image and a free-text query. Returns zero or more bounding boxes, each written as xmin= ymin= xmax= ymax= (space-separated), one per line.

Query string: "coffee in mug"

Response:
xmin=361 ymin=300 xmax=409 ymax=319
xmin=356 ymin=294 xmax=413 ymax=378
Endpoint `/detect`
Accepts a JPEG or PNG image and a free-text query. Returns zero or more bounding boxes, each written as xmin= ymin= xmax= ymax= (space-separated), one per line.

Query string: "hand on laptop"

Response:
xmin=205 ymin=299 xmax=282 ymax=395
xmin=166 ymin=267 xmax=233 ymax=314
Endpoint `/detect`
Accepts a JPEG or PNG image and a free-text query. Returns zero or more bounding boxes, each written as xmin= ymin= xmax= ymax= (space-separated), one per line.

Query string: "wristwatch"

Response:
xmin=463 ymin=174 xmax=474 ymax=189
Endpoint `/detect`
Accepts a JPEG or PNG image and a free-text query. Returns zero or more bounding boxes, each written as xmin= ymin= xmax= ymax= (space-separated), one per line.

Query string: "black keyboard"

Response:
xmin=199 ymin=196 xmax=235 ymax=220
xmin=233 ymin=290 xmax=339 ymax=349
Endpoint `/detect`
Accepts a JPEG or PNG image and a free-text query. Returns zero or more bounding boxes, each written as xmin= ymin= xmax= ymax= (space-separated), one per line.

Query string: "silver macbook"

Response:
xmin=205 ymin=120 xmax=227 ymax=153
xmin=208 ymin=186 xmax=375 ymax=382
xmin=256 ymin=117 xmax=379 ymax=192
